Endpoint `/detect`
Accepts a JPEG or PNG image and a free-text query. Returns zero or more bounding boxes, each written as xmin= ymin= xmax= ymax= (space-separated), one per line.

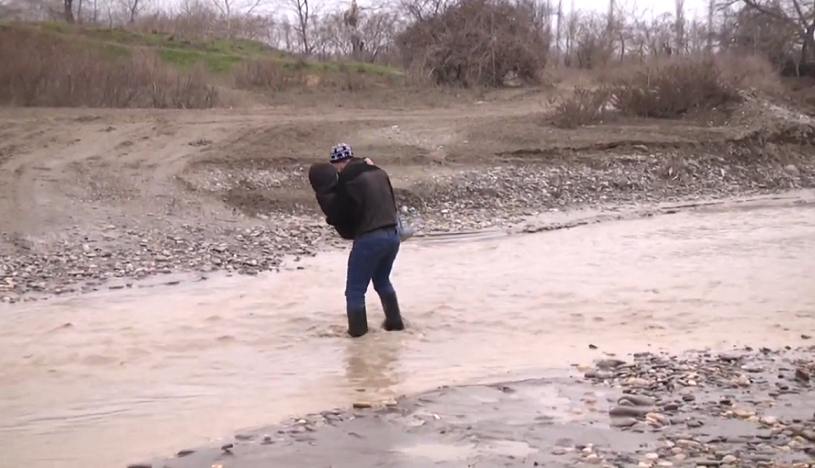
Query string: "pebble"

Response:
xmin=610 ymin=417 xmax=638 ymax=428
xmin=619 ymin=395 xmax=656 ymax=407
xmin=609 ymin=405 xmax=654 ymax=418
xmin=759 ymin=416 xmax=778 ymax=426
xmin=581 ymin=347 xmax=815 ymax=468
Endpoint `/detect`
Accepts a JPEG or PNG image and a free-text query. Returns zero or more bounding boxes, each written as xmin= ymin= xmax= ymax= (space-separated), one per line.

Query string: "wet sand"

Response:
xmin=2 ymin=193 xmax=815 ymax=468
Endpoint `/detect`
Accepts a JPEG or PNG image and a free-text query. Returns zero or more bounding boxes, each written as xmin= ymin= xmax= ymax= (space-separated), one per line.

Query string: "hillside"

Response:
xmin=0 ymin=21 xmax=405 ymax=108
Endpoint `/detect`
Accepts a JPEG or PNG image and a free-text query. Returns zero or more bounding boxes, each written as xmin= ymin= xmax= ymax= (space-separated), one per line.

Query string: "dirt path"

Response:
xmin=0 ymin=99 xmax=540 ymax=240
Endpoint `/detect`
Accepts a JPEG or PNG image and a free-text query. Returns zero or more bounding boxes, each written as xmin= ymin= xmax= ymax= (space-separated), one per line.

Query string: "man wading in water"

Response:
xmin=307 ymin=143 xmax=405 ymax=338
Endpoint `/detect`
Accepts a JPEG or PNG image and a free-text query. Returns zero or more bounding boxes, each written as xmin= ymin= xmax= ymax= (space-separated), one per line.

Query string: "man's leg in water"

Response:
xmin=345 ymin=229 xmax=393 ymax=337
xmin=372 ymin=228 xmax=404 ymax=331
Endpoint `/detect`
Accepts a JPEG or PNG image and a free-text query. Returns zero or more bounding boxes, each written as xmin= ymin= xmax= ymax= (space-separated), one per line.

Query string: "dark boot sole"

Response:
xmin=382 ymin=321 xmax=404 ymax=331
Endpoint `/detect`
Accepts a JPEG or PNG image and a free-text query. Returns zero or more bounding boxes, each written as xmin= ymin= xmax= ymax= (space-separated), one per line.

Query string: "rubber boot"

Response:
xmin=379 ymin=292 xmax=405 ymax=331
xmin=346 ymin=305 xmax=369 ymax=338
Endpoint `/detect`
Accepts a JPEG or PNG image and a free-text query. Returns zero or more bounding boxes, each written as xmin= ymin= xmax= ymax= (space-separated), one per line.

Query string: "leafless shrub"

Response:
xmin=549 ymin=86 xmax=613 ymax=128
xmin=610 ymin=57 xmax=741 ymax=118
xmin=232 ymin=58 xmax=386 ymax=92
xmin=396 ymin=0 xmax=549 ymax=87
xmin=0 ymin=25 xmax=218 ymax=108
xmin=552 ymin=57 xmax=760 ymax=127
xmin=232 ymin=59 xmax=308 ymax=90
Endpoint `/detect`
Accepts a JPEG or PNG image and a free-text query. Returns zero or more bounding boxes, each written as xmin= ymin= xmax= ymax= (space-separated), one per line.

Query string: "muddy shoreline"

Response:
xmin=2 ymin=153 xmax=815 ymax=304
xmin=134 ymin=346 xmax=815 ymax=468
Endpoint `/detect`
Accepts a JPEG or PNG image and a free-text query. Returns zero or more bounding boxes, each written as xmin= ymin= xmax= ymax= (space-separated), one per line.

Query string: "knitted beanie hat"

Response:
xmin=330 ymin=143 xmax=353 ymax=163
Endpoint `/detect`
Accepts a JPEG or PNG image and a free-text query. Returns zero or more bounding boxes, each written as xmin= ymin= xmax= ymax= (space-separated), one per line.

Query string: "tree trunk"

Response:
xmin=802 ymin=24 xmax=815 ymax=64
xmin=64 ymin=0 xmax=75 ymax=23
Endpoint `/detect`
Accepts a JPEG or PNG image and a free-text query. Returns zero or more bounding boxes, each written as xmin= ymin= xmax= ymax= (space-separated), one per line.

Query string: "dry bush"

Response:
xmin=549 ymin=55 xmax=772 ymax=126
xmin=610 ymin=58 xmax=741 ymax=119
xmin=0 ymin=26 xmax=218 ymax=108
xmin=714 ymin=53 xmax=784 ymax=95
xmin=549 ymin=87 xmax=613 ymax=128
xmin=396 ymin=0 xmax=548 ymax=87
xmin=232 ymin=59 xmax=308 ymax=91
xmin=232 ymin=59 xmax=386 ymax=93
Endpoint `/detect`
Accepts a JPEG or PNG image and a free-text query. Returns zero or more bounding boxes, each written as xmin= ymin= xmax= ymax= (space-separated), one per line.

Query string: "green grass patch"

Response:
xmin=157 ymin=48 xmax=243 ymax=73
xmin=1 ymin=20 xmax=403 ymax=77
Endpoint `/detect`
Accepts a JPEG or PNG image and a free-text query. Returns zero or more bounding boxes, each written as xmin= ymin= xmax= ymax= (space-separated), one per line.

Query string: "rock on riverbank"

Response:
xmin=135 ymin=346 xmax=815 ymax=468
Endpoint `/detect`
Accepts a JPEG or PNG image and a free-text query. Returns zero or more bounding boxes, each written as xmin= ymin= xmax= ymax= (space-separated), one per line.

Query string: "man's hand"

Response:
xmin=364 ymin=158 xmax=375 ymax=165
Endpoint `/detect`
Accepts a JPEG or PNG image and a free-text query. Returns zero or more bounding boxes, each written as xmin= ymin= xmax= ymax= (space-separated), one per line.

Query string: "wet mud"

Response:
xmin=142 ymin=347 xmax=815 ymax=468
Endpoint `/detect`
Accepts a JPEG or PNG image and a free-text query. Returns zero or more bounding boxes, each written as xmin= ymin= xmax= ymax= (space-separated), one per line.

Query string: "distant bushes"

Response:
xmin=549 ymin=54 xmax=781 ymax=128
xmin=396 ymin=0 xmax=549 ymax=87
xmin=0 ymin=26 xmax=219 ymax=109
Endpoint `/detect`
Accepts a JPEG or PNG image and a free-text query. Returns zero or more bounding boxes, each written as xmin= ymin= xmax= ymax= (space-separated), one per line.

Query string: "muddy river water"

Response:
xmin=2 ymin=194 xmax=815 ymax=468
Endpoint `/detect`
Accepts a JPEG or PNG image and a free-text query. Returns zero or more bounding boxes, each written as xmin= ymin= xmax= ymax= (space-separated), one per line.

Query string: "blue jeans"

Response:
xmin=345 ymin=227 xmax=400 ymax=310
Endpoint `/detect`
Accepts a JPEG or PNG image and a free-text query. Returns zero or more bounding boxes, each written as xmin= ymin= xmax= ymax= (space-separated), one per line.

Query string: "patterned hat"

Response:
xmin=330 ymin=143 xmax=353 ymax=163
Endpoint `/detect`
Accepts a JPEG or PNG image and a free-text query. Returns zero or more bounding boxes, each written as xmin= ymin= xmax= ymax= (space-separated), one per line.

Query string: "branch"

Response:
xmin=245 ymin=0 xmax=263 ymax=15
xmin=740 ymin=0 xmax=796 ymax=25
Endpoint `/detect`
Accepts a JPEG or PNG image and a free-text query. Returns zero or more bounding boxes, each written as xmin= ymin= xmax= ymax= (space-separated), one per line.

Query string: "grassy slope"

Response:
xmin=3 ymin=21 xmax=401 ymax=77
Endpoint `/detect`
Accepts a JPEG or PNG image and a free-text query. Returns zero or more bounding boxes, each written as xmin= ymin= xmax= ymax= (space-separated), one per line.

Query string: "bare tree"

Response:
xmin=399 ymin=0 xmax=450 ymax=22
xmin=729 ymin=0 xmax=815 ymax=64
xmin=675 ymin=0 xmax=685 ymax=53
xmin=707 ymin=0 xmax=715 ymax=51
xmin=211 ymin=0 xmax=264 ymax=37
xmin=287 ymin=0 xmax=320 ymax=54
xmin=555 ymin=0 xmax=563 ymax=64
xmin=343 ymin=0 xmax=364 ymax=58
xmin=64 ymin=0 xmax=74 ymax=22
xmin=119 ymin=0 xmax=150 ymax=23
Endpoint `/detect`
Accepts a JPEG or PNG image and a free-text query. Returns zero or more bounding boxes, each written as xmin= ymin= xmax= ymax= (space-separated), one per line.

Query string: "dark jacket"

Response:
xmin=333 ymin=158 xmax=398 ymax=239
xmin=308 ymin=163 xmax=355 ymax=240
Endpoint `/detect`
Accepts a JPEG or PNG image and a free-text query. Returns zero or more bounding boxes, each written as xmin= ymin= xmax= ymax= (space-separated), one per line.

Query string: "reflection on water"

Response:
xmin=1 ymin=198 xmax=814 ymax=468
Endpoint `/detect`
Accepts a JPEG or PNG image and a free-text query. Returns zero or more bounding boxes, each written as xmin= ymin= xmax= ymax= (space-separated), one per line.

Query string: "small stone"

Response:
xmin=610 ymin=406 xmax=653 ymax=418
xmin=625 ymin=377 xmax=650 ymax=387
xmin=644 ymin=452 xmax=659 ymax=460
xmin=734 ymin=408 xmax=755 ymax=418
xmin=611 ymin=417 xmax=638 ymax=428
xmin=596 ymin=358 xmax=627 ymax=369
xmin=619 ymin=395 xmax=657 ymax=407
xmin=353 ymin=401 xmax=372 ymax=409
xmin=759 ymin=416 xmax=778 ymax=426
xmin=721 ymin=454 xmax=737 ymax=464
xmin=675 ymin=439 xmax=702 ymax=449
